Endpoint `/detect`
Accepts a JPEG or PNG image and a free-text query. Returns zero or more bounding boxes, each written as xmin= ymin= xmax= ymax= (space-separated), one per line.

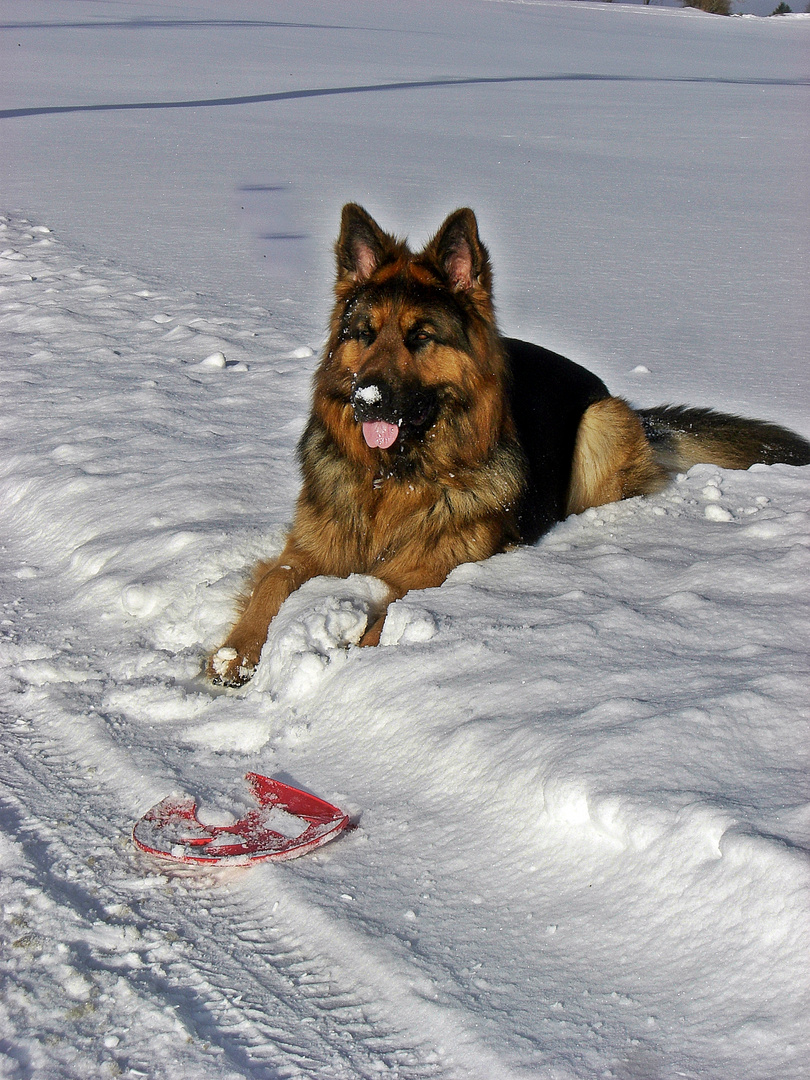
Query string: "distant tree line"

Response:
xmin=682 ymin=0 xmax=732 ymax=13
xmin=602 ymin=0 xmax=800 ymax=13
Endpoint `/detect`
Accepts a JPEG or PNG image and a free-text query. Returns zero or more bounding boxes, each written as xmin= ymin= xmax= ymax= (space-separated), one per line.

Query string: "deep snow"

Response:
xmin=1 ymin=3 xmax=809 ymax=1079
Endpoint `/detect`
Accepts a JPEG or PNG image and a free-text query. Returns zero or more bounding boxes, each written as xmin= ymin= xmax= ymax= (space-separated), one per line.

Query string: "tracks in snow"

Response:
xmin=0 ymin=698 xmax=485 ymax=1079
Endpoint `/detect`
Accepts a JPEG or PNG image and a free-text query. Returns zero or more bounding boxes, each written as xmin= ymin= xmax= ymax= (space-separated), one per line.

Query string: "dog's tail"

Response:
xmin=636 ymin=405 xmax=810 ymax=474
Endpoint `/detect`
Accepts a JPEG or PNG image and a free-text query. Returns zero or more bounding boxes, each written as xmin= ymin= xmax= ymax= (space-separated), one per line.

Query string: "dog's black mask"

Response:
xmin=351 ymin=377 xmax=439 ymax=438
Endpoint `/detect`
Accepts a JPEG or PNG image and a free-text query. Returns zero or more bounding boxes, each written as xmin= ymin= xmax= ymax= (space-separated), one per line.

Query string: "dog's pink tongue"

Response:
xmin=362 ymin=421 xmax=399 ymax=449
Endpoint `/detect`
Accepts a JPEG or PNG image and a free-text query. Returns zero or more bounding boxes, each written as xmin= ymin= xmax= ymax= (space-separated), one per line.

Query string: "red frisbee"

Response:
xmin=132 ymin=773 xmax=350 ymax=865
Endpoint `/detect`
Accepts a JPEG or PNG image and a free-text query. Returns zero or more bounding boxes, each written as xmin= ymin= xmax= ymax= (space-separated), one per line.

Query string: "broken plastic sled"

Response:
xmin=132 ymin=773 xmax=350 ymax=865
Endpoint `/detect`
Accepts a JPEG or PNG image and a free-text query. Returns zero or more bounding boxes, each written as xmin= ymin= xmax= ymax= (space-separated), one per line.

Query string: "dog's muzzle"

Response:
xmin=351 ymin=378 xmax=438 ymax=449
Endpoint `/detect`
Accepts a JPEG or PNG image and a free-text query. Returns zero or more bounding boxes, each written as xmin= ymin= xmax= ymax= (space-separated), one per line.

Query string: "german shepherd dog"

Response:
xmin=209 ymin=204 xmax=810 ymax=686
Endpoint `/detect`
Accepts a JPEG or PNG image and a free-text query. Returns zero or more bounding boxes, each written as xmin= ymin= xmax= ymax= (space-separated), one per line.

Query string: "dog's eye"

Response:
xmin=354 ymin=325 xmax=374 ymax=345
xmin=409 ymin=328 xmax=435 ymax=348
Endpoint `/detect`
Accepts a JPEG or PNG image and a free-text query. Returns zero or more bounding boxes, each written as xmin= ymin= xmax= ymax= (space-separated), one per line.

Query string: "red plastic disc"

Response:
xmin=132 ymin=773 xmax=350 ymax=865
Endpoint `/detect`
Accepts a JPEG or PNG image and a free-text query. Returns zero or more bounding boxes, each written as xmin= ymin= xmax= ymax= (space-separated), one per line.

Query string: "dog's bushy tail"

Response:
xmin=636 ymin=405 xmax=810 ymax=474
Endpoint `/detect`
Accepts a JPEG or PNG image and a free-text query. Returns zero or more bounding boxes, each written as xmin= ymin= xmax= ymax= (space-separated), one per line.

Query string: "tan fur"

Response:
xmin=566 ymin=397 xmax=669 ymax=516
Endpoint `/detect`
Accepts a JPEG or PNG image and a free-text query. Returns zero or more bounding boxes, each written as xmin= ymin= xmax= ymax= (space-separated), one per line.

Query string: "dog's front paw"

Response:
xmin=207 ymin=646 xmax=256 ymax=688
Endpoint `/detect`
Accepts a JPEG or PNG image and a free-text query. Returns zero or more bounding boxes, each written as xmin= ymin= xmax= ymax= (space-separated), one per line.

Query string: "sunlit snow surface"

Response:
xmin=1 ymin=2 xmax=809 ymax=1078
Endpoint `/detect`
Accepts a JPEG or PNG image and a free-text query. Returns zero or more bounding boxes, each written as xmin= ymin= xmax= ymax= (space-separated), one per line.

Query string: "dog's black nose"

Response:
xmin=351 ymin=378 xmax=396 ymax=423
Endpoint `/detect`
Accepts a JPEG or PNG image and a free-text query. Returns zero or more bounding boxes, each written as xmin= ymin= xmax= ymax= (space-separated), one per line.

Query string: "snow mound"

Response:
xmin=247 ymin=574 xmax=391 ymax=699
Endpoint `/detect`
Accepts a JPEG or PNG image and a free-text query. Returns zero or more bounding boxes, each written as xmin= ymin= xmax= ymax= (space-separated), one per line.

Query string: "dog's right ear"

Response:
xmin=335 ymin=204 xmax=400 ymax=284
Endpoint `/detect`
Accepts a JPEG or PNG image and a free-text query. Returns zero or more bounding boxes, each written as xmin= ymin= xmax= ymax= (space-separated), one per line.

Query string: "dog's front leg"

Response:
xmin=357 ymin=565 xmax=450 ymax=648
xmin=357 ymin=611 xmax=390 ymax=648
xmin=208 ymin=543 xmax=315 ymax=686
xmin=358 ymin=519 xmax=508 ymax=647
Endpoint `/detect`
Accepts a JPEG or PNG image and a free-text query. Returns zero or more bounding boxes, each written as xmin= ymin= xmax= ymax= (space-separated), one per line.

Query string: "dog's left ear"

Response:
xmin=424 ymin=208 xmax=492 ymax=296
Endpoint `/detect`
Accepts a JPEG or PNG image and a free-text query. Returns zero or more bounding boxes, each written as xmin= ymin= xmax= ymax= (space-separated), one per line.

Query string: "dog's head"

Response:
xmin=311 ymin=204 xmax=513 ymax=474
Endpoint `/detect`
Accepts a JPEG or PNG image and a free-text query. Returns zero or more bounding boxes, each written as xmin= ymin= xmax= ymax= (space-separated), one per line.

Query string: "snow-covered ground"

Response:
xmin=1 ymin=3 xmax=808 ymax=1078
